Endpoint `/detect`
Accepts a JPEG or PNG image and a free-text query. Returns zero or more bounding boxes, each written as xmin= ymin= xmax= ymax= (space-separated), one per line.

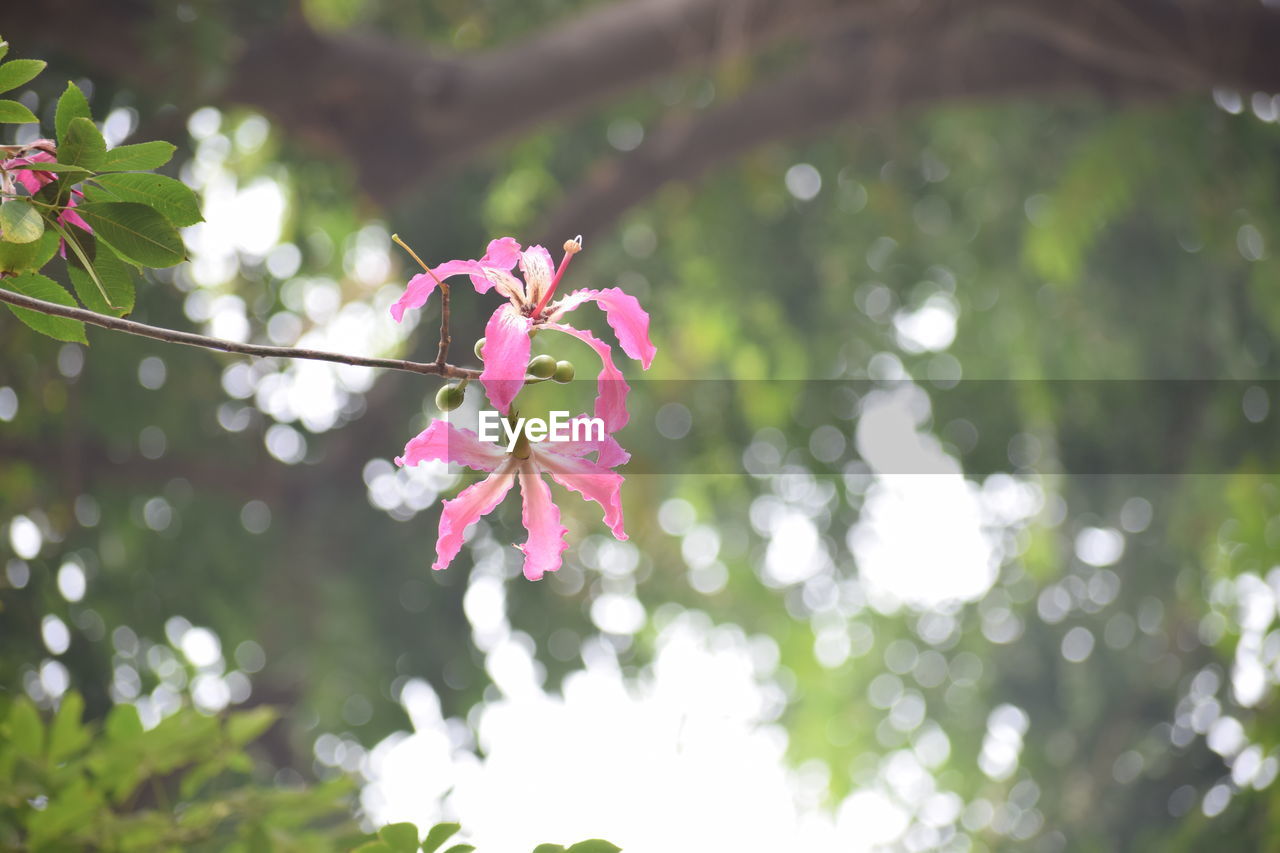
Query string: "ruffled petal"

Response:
xmin=480 ymin=304 xmax=533 ymax=414
xmin=516 ymin=463 xmax=568 ymax=580
xmin=469 ymin=238 xmax=525 ymax=299
xmin=480 ymin=237 xmax=523 ymax=271
xmin=395 ymin=419 xmax=506 ymax=472
xmin=57 ymin=191 xmax=92 ymax=259
xmin=594 ymin=435 xmax=631 ymax=469
xmin=533 ymin=448 xmax=627 ymax=541
xmin=519 ymin=245 xmax=554 ymax=308
xmin=3 ymin=152 xmax=56 ymax=194
xmin=390 ymin=237 xmax=524 ymax=322
xmin=548 ymin=414 xmax=632 ymax=468
xmin=433 ymin=464 xmax=517 ymax=571
xmin=474 ymin=267 xmax=526 ymax=304
xmin=544 ymin=322 xmax=630 ymax=431
xmin=548 ymin=287 xmax=656 ymax=368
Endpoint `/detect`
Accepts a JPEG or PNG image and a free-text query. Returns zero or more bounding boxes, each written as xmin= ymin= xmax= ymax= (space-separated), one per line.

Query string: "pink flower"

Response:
xmin=396 ymin=418 xmax=630 ymax=580
xmin=390 ymin=237 xmax=656 ymax=429
xmin=1 ymin=148 xmax=93 ymax=256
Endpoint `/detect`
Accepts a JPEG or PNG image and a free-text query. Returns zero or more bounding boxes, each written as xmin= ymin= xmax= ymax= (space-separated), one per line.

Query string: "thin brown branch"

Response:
xmin=0 ymin=288 xmax=479 ymax=380
xmin=389 ymin=233 xmax=452 ymax=369
xmin=437 ymin=281 xmax=451 ymax=368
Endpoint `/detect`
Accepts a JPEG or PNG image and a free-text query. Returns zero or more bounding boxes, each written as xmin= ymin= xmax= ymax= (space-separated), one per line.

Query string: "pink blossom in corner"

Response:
xmin=390 ymin=237 xmax=656 ymax=427
xmin=1 ymin=148 xmax=93 ymax=256
xmin=396 ymin=418 xmax=629 ymax=580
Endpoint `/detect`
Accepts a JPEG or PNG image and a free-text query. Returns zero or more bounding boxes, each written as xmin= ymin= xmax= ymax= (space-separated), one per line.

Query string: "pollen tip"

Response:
xmin=564 ymin=235 xmax=583 ymax=254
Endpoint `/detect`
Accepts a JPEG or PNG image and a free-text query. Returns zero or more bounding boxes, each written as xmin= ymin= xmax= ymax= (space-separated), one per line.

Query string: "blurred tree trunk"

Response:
xmin=9 ymin=0 xmax=1279 ymax=238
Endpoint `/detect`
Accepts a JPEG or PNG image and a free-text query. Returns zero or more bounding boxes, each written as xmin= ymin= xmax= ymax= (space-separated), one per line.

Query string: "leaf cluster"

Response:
xmin=0 ymin=49 xmax=202 ymax=344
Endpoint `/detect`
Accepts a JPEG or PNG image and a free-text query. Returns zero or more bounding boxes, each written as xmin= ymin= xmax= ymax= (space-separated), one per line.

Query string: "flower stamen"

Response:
xmin=533 ymin=235 xmax=582 ymax=317
xmin=391 ymin=233 xmax=445 ymax=288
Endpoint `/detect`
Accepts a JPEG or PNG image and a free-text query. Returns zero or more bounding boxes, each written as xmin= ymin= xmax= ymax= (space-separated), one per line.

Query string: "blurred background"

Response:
xmin=4 ymin=1 xmax=1280 ymax=850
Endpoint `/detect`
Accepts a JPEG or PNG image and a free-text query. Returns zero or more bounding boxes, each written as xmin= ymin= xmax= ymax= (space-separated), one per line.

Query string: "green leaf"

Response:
xmin=0 ymin=99 xmax=37 ymax=123
xmin=0 ymin=200 xmax=44 ymax=243
xmin=566 ymin=842 xmax=621 ymax=853
xmin=441 ymin=846 xmax=475 ymax=853
xmin=68 ymin=242 xmax=134 ymax=316
xmin=423 ymin=822 xmax=462 ymax=853
xmin=60 ymin=117 xmax=105 ymax=169
xmin=27 ymin=777 xmax=103 ymax=846
xmin=531 ymin=846 xmax=566 ymax=853
xmin=97 ymin=140 xmax=177 ymax=172
xmin=0 ymin=41 xmax=9 ymax=62
xmin=378 ymin=823 xmax=420 ymax=852
xmin=353 ymin=844 xmax=396 ymax=853
xmin=0 ymin=227 xmax=57 ymax=274
xmin=0 ymin=59 xmax=46 ymax=94
xmin=55 ymin=81 xmax=91 ymax=142
xmin=8 ymin=697 xmax=44 ymax=758
xmin=47 ymin=217 xmax=99 ymax=292
xmin=1 ymin=271 xmax=87 ymax=343
xmin=226 ymin=706 xmax=278 ymax=746
xmin=74 ymin=202 xmax=185 ymax=267
xmin=104 ymin=703 xmax=144 ymax=741
xmin=48 ymin=691 xmax=90 ymax=762
xmin=86 ymin=172 xmax=203 ymax=227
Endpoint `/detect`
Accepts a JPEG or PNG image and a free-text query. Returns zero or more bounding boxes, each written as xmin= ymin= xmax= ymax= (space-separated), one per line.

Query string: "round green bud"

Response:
xmin=435 ymin=382 xmax=465 ymax=412
xmin=473 ymin=338 xmax=486 ymax=360
xmin=552 ymin=360 xmax=576 ymax=383
xmin=527 ymin=354 xmax=557 ymax=379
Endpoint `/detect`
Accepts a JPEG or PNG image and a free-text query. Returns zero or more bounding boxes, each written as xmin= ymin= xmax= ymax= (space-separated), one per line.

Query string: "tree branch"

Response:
xmin=540 ymin=0 xmax=1273 ymax=245
xmin=0 ymin=288 xmax=479 ymax=380
xmin=14 ymin=0 xmax=1277 ymax=206
xmin=7 ymin=0 xmax=1280 ymax=216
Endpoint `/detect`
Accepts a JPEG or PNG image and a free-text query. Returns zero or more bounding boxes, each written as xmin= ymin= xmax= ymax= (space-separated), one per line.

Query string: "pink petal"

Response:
xmin=516 ymin=463 xmax=569 ymax=580
xmin=480 ymin=304 xmax=533 ymax=414
xmin=519 ymin=245 xmax=554 ymax=308
xmin=549 ymin=287 xmax=656 ymax=368
xmin=473 ymin=267 xmax=527 ymax=304
xmin=57 ymin=192 xmax=92 ymax=259
xmin=59 ymin=192 xmax=92 ymax=233
xmin=551 ymin=415 xmax=632 ymax=468
xmin=543 ymin=322 xmax=630 ymax=431
xmin=391 ymin=269 xmax=447 ymax=323
xmin=389 ymin=238 xmax=524 ymax=322
xmin=433 ymin=465 xmax=517 ymax=571
xmin=594 ymin=435 xmax=631 ymax=469
xmin=4 ymin=155 xmax=54 ymax=194
xmin=395 ymin=419 xmax=506 ymax=472
xmin=481 ymin=237 xmax=523 ymax=271
xmin=470 ymin=237 xmax=525 ymax=299
xmin=533 ymin=448 xmax=627 ymax=541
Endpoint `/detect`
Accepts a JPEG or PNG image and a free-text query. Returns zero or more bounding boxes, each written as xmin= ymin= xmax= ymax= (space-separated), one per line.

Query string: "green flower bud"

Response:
xmin=435 ymin=382 xmax=466 ymax=412
xmin=527 ymin=354 xmax=557 ymax=379
xmin=474 ymin=338 xmax=486 ymax=360
xmin=552 ymin=360 xmax=575 ymax=383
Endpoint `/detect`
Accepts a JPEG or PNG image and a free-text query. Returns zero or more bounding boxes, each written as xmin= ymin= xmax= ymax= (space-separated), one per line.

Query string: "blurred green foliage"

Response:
xmin=3 ymin=3 xmax=1280 ymax=851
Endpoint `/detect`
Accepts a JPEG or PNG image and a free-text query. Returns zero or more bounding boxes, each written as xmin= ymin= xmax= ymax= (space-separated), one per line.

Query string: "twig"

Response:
xmin=436 ymin=280 xmax=451 ymax=368
xmin=389 ymin=234 xmax=451 ymax=369
xmin=0 ymin=288 xmax=480 ymax=380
